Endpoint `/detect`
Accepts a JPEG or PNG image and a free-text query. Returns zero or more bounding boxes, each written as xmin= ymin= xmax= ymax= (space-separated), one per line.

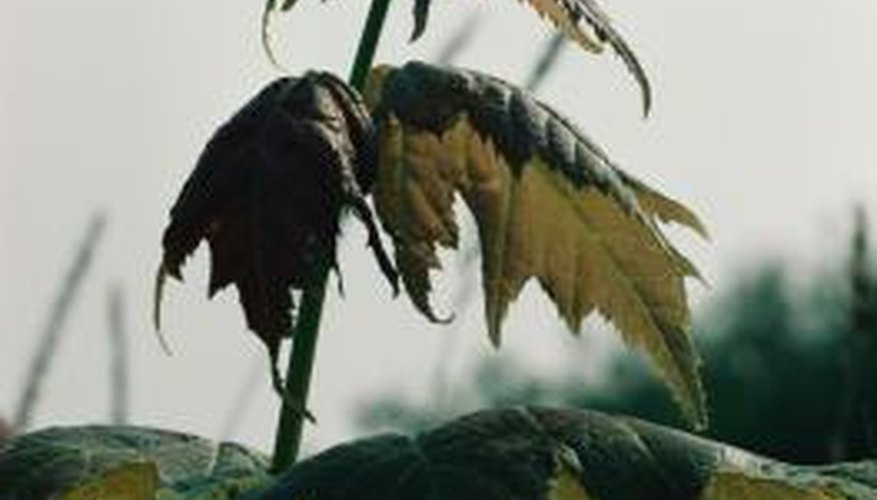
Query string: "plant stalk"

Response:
xmin=348 ymin=0 xmax=393 ymax=91
xmin=269 ymin=0 xmax=394 ymax=473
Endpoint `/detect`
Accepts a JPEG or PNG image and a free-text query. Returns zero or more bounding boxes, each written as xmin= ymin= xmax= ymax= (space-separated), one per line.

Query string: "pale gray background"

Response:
xmin=2 ymin=0 xmax=876 ymax=454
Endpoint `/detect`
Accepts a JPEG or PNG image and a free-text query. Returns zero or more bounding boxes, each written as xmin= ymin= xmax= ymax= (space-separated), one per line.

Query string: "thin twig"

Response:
xmin=13 ymin=212 xmax=107 ymax=430
xmin=107 ymin=284 xmax=129 ymax=425
xmin=218 ymin=355 xmax=264 ymax=440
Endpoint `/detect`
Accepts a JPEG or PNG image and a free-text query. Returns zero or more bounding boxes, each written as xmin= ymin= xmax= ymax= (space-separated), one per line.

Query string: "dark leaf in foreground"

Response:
xmin=0 ymin=425 xmax=270 ymax=499
xmin=157 ymin=72 xmax=395 ymax=373
xmin=1 ymin=411 xmax=874 ymax=498
xmin=263 ymin=407 xmax=876 ymax=499
xmin=365 ymin=62 xmax=707 ymax=428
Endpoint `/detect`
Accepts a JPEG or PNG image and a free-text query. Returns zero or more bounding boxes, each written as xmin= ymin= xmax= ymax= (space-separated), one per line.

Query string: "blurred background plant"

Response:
xmin=356 ymin=207 xmax=877 ymax=465
xmin=3 ymin=212 xmax=131 ymax=440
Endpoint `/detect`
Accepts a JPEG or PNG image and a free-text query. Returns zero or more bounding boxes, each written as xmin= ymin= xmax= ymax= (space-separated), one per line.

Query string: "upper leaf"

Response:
xmin=411 ymin=0 xmax=650 ymax=113
xmin=262 ymin=0 xmax=650 ymax=113
xmin=0 ymin=425 xmax=271 ymax=499
xmin=365 ymin=61 xmax=707 ymax=427
xmin=526 ymin=0 xmax=652 ymax=114
xmin=260 ymin=406 xmax=876 ymax=500
xmin=157 ymin=72 xmax=395 ymax=373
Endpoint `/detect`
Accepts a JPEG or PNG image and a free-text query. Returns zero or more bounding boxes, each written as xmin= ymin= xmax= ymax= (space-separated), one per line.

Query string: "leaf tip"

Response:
xmin=152 ymin=263 xmax=174 ymax=356
xmin=260 ymin=0 xmax=290 ymax=72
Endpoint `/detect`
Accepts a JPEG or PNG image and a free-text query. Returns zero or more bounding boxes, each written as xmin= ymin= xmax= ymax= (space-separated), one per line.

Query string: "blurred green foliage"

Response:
xmin=357 ymin=224 xmax=877 ymax=464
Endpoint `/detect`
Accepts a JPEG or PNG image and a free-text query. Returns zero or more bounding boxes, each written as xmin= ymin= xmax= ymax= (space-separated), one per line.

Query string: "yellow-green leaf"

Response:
xmin=367 ymin=62 xmax=706 ymax=428
xmin=702 ymin=471 xmax=844 ymax=500
xmin=548 ymin=446 xmax=594 ymax=500
xmin=61 ymin=463 xmax=159 ymax=500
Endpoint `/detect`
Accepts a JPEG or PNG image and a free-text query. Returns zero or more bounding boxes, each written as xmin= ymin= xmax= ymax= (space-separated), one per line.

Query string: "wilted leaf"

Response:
xmin=366 ymin=62 xmax=706 ymax=427
xmin=0 ymin=425 xmax=271 ymax=499
xmin=259 ymin=407 xmax=877 ymax=500
xmin=157 ymin=72 xmax=395 ymax=375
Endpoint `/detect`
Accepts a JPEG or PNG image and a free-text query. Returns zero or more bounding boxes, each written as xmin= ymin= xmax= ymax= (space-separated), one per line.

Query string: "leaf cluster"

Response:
xmin=158 ymin=59 xmax=706 ymax=425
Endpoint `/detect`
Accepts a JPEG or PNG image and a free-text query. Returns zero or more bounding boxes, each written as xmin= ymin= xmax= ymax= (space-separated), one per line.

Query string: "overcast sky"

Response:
xmin=2 ymin=0 xmax=876 ymax=454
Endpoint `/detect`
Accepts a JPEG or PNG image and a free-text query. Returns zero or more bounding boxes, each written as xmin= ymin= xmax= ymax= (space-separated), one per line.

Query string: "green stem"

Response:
xmin=270 ymin=257 xmax=329 ymax=472
xmin=349 ymin=0 xmax=394 ymax=91
xmin=269 ymin=0 xmax=394 ymax=473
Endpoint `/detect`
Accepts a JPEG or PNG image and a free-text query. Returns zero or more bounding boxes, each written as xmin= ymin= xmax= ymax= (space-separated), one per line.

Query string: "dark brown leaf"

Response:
xmin=157 ymin=72 xmax=395 ymax=372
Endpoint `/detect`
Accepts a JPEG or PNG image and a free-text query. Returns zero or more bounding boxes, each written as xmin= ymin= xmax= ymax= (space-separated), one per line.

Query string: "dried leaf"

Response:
xmin=366 ymin=62 xmax=706 ymax=427
xmin=158 ymin=72 xmax=395 ymax=371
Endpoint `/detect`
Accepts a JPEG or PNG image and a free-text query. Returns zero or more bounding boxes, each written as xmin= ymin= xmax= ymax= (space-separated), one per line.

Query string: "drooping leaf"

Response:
xmin=157 ymin=72 xmax=396 ymax=377
xmin=365 ymin=61 xmax=707 ymax=427
xmin=259 ymin=406 xmax=877 ymax=500
xmin=0 ymin=425 xmax=271 ymax=499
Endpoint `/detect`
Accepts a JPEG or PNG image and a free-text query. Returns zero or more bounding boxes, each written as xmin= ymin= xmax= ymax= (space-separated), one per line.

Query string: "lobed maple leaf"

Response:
xmin=365 ymin=61 xmax=707 ymax=427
